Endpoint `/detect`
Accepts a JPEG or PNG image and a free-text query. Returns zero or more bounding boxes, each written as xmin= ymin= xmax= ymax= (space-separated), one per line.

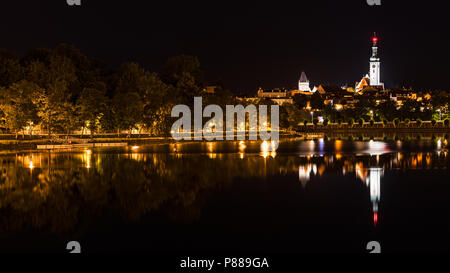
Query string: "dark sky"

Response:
xmin=1 ymin=0 xmax=449 ymax=94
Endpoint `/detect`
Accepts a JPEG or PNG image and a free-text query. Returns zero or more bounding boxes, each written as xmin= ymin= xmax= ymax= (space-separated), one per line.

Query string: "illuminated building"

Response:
xmin=356 ymin=33 xmax=385 ymax=92
xmin=298 ymin=71 xmax=312 ymax=92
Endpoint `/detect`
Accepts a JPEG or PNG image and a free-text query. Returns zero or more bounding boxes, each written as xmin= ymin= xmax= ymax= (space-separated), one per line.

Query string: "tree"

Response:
xmin=0 ymin=49 xmax=23 ymax=87
xmin=174 ymin=72 xmax=203 ymax=105
xmin=376 ymin=100 xmax=397 ymax=122
xmin=400 ymin=99 xmax=420 ymax=120
xmin=282 ymin=104 xmax=304 ymax=130
xmin=112 ymin=92 xmax=143 ymax=137
xmin=77 ymin=88 xmax=107 ymax=138
xmin=417 ymin=119 xmax=423 ymax=128
xmin=25 ymin=53 xmax=79 ymax=136
xmin=444 ymin=118 xmax=450 ymax=128
xmin=358 ymin=118 xmax=364 ymax=127
xmin=293 ymin=94 xmax=308 ymax=109
xmin=0 ymin=80 xmax=40 ymax=138
xmin=431 ymin=90 xmax=448 ymax=110
xmin=310 ymin=92 xmax=323 ymax=110
xmin=393 ymin=118 xmax=400 ymax=128
xmin=161 ymin=55 xmax=205 ymax=88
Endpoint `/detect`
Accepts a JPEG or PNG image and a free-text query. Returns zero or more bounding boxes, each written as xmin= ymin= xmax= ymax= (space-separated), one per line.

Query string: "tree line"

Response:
xmin=0 ymin=44 xmax=237 ymax=138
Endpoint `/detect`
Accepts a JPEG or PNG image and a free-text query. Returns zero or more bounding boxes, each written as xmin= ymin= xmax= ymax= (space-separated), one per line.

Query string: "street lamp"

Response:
xmin=437 ymin=109 xmax=442 ymax=121
xmin=310 ymin=111 xmax=314 ymax=123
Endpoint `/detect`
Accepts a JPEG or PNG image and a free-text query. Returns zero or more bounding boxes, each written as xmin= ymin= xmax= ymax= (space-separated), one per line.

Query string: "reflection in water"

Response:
xmin=368 ymin=168 xmax=382 ymax=226
xmin=0 ymin=140 xmax=448 ymax=238
xmin=298 ymin=164 xmax=317 ymax=188
xmin=260 ymin=141 xmax=277 ymax=159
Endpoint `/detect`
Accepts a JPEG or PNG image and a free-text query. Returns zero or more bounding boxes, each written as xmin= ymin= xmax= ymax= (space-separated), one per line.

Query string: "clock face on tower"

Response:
xmin=372 ymin=65 xmax=376 ymax=68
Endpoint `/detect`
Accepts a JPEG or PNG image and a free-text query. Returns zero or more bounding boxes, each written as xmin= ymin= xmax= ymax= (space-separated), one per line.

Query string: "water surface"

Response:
xmin=0 ymin=139 xmax=449 ymax=253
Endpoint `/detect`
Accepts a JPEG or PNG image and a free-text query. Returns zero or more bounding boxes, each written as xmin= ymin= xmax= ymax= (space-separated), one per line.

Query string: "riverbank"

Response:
xmin=1 ymin=128 xmax=449 ymax=151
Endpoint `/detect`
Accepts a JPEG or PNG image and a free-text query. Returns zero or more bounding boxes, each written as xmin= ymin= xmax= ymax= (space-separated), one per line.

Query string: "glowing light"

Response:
xmin=261 ymin=141 xmax=269 ymax=153
xmin=372 ymin=36 xmax=378 ymax=43
xmin=319 ymin=138 xmax=325 ymax=154
xmin=131 ymin=146 xmax=140 ymax=151
xmin=85 ymin=149 xmax=92 ymax=169
xmin=207 ymin=142 xmax=215 ymax=153
xmin=334 ymin=140 xmax=343 ymax=152
xmin=239 ymin=141 xmax=247 ymax=152
xmin=373 ymin=212 xmax=378 ymax=226
xmin=367 ymin=141 xmax=389 ymax=156
xmin=335 ymin=104 xmax=343 ymax=111
xmin=271 ymin=140 xmax=278 ymax=151
xmin=29 ymin=160 xmax=34 ymax=170
xmin=437 ymin=138 xmax=442 ymax=150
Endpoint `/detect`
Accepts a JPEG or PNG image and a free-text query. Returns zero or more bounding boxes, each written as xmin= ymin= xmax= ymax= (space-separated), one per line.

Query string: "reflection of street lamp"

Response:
xmin=310 ymin=111 xmax=314 ymax=123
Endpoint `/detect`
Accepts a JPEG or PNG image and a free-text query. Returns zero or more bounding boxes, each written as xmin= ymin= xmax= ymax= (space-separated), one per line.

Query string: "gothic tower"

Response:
xmin=369 ymin=33 xmax=381 ymax=86
xmin=298 ymin=71 xmax=312 ymax=92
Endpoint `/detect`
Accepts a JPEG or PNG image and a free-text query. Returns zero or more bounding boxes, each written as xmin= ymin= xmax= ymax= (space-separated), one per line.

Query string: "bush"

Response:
xmin=313 ymin=118 xmax=319 ymax=126
xmin=303 ymin=120 xmax=308 ymax=127
xmin=444 ymin=119 xmax=450 ymax=127
xmin=349 ymin=118 xmax=355 ymax=127
xmin=431 ymin=120 xmax=437 ymax=127
xmin=417 ymin=119 xmax=423 ymax=127
xmin=405 ymin=119 xmax=411 ymax=127
xmin=369 ymin=119 xmax=375 ymax=127
xmin=382 ymin=120 xmax=388 ymax=127
xmin=323 ymin=119 xmax=329 ymax=126
xmin=393 ymin=118 xmax=400 ymax=127
xmin=358 ymin=118 xmax=364 ymax=127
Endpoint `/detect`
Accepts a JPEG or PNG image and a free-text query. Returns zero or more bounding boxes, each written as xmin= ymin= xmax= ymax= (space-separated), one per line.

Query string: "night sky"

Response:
xmin=1 ymin=0 xmax=449 ymax=94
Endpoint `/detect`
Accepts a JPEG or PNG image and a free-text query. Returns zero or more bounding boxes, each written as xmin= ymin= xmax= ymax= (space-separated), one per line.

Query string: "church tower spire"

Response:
xmin=369 ymin=33 xmax=381 ymax=86
xmin=298 ymin=71 xmax=312 ymax=92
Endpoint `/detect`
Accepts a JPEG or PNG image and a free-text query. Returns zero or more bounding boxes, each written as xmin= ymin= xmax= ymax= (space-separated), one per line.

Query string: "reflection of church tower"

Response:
xmin=367 ymin=168 xmax=382 ymax=226
xmin=369 ymin=34 xmax=381 ymax=87
xmin=298 ymin=71 xmax=312 ymax=92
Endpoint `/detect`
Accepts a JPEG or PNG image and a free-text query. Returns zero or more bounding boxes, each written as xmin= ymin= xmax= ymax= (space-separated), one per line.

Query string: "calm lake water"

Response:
xmin=0 ymin=139 xmax=449 ymax=253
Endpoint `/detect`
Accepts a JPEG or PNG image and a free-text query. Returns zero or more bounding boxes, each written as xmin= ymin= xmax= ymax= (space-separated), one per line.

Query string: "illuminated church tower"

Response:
xmin=298 ymin=71 xmax=312 ymax=92
xmin=369 ymin=34 xmax=381 ymax=87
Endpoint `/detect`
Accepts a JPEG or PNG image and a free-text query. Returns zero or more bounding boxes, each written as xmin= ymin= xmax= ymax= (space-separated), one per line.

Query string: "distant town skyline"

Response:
xmin=1 ymin=1 xmax=449 ymax=93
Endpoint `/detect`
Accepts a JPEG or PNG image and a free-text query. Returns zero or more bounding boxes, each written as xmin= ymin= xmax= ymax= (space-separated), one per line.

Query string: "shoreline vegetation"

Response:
xmin=1 ymin=121 xmax=448 ymax=151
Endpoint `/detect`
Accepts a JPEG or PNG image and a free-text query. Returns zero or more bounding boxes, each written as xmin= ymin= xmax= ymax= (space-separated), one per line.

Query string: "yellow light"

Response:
xmin=261 ymin=141 xmax=269 ymax=153
xmin=85 ymin=150 xmax=92 ymax=169
xmin=131 ymin=146 xmax=140 ymax=151
xmin=29 ymin=161 xmax=34 ymax=170
xmin=239 ymin=141 xmax=247 ymax=152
